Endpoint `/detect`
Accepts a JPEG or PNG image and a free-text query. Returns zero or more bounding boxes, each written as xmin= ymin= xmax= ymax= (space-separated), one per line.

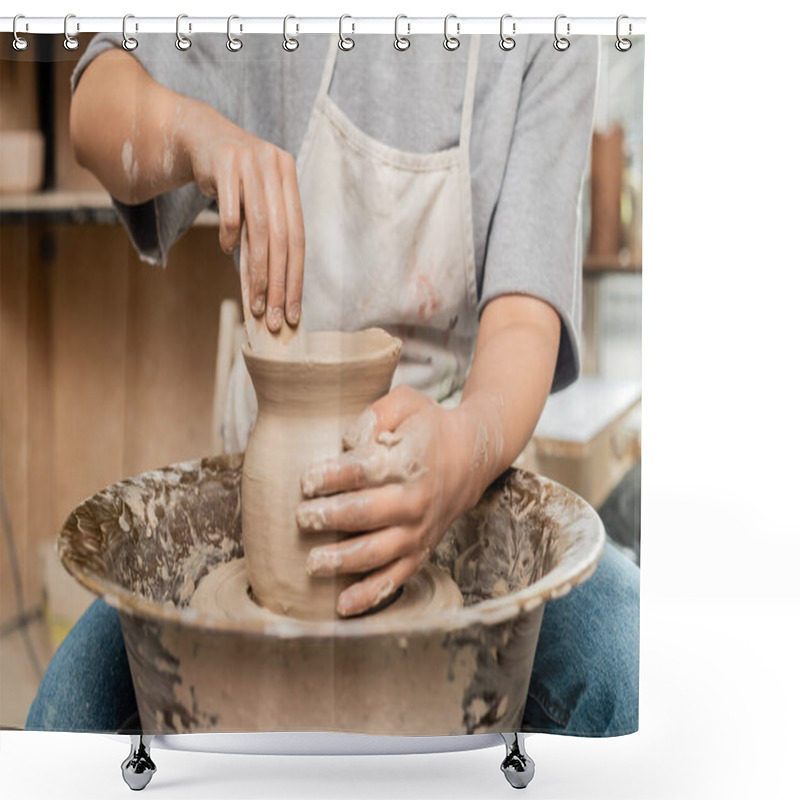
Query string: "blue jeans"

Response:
xmin=27 ymin=541 xmax=638 ymax=736
xmin=523 ymin=539 xmax=639 ymax=736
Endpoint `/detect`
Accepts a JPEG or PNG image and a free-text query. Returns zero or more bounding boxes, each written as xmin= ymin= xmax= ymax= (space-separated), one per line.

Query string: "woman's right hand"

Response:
xmin=71 ymin=50 xmax=303 ymax=329
xmin=178 ymin=104 xmax=305 ymax=330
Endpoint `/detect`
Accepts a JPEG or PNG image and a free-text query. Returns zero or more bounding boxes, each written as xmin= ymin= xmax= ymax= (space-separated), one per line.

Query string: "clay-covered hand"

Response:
xmin=296 ymin=385 xmax=497 ymax=617
xmin=179 ymin=105 xmax=304 ymax=331
xmin=71 ymin=51 xmax=303 ymax=331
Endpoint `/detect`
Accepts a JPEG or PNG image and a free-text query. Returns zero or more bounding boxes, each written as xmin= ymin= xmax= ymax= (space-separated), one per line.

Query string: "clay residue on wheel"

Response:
xmin=59 ymin=455 xmax=603 ymax=736
xmin=433 ymin=470 xmax=564 ymax=606
xmin=59 ymin=455 xmax=244 ymax=611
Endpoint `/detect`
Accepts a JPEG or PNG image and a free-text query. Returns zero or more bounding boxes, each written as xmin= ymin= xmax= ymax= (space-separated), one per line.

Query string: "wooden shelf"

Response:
xmin=583 ymin=252 xmax=642 ymax=273
xmin=0 ymin=190 xmax=218 ymax=227
xmin=3 ymin=193 xmax=642 ymax=278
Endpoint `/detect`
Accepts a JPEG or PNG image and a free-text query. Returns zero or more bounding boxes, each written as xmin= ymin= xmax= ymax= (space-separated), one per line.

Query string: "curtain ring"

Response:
xmin=443 ymin=14 xmax=460 ymax=51
xmin=553 ymin=14 xmax=570 ymax=51
xmin=283 ymin=15 xmax=299 ymax=52
xmin=615 ymin=15 xmax=632 ymax=52
xmin=499 ymin=14 xmax=515 ymax=51
xmin=12 ymin=15 xmax=29 ymax=51
xmin=394 ymin=14 xmax=410 ymax=51
xmin=339 ymin=15 xmax=355 ymax=51
xmin=122 ymin=14 xmax=138 ymax=51
xmin=63 ymin=14 xmax=79 ymax=51
xmin=226 ymin=15 xmax=243 ymax=51
xmin=175 ymin=14 xmax=192 ymax=51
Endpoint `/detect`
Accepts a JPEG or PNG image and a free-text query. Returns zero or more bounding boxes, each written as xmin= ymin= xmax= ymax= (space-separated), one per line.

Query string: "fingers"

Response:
xmin=336 ymin=555 xmax=422 ymax=618
xmin=306 ymin=527 xmax=410 ymax=577
xmin=301 ymin=450 xmax=375 ymax=498
xmin=261 ymin=149 xmax=287 ymax=332
xmin=296 ymin=483 xmax=425 ymax=534
xmin=301 ymin=445 xmax=396 ymax=497
xmin=280 ymin=151 xmax=305 ymax=326
xmin=224 ymin=144 xmax=304 ymax=326
xmin=241 ymin=170 xmax=269 ymax=318
xmin=216 ymin=167 xmax=241 ymax=256
xmin=301 ymin=438 xmax=427 ymax=498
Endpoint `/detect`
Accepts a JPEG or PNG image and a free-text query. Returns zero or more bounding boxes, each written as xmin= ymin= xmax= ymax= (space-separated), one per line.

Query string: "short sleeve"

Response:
xmin=479 ymin=35 xmax=599 ymax=392
xmin=71 ymin=34 xmax=240 ymax=265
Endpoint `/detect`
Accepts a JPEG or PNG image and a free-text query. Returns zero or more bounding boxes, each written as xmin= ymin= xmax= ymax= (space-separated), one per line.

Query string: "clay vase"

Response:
xmin=241 ymin=328 xmax=402 ymax=621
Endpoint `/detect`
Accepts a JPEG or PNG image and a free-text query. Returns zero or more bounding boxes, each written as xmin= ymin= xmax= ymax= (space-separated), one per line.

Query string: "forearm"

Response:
xmin=453 ymin=294 xmax=561 ymax=510
xmin=70 ymin=49 xmax=204 ymax=205
xmin=71 ymin=49 xmax=305 ymax=326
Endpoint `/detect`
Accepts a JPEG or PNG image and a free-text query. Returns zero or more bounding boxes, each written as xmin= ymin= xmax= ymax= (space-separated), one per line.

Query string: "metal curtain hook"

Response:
xmin=63 ymin=14 xmax=79 ymax=51
xmin=282 ymin=15 xmax=299 ymax=52
xmin=553 ymin=14 xmax=570 ymax=51
xmin=227 ymin=15 xmax=243 ymax=51
xmin=394 ymin=14 xmax=410 ymax=51
xmin=176 ymin=14 xmax=192 ymax=51
xmin=339 ymin=14 xmax=355 ymax=51
xmin=12 ymin=14 xmax=29 ymax=51
xmin=122 ymin=14 xmax=138 ymax=51
xmin=499 ymin=14 xmax=516 ymax=51
xmin=615 ymin=14 xmax=632 ymax=51
xmin=443 ymin=14 xmax=460 ymax=51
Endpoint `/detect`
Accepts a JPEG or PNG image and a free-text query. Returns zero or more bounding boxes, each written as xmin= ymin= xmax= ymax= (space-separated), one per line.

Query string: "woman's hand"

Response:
xmin=72 ymin=50 xmax=303 ymax=331
xmin=294 ymin=296 xmax=562 ymax=618
xmin=296 ymin=385 xmax=491 ymax=618
xmin=178 ymin=105 xmax=305 ymax=330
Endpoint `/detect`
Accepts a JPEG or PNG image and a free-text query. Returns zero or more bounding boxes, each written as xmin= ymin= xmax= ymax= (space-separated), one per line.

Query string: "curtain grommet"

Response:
xmin=615 ymin=15 xmax=633 ymax=52
xmin=283 ymin=15 xmax=299 ymax=52
xmin=63 ymin=14 xmax=79 ymax=51
xmin=122 ymin=14 xmax=138 ymax=51
xmin=443 ymin=14 xmax=460 ymax=51
xmin=338 ymin=14 xmax=355 ymax=51
xmin=12 ymin=14 xmax=29 ymax=51
xmin=554 ymin=14 xmax=570 ymax=51
xmin=226 ymin=15 xmax=242 ymax=52
xmin=394 ymin=14 xmax=410 ymax=51
xmin=175 ymin=14 xmax=192 ymax=51
xmin=499 ymin=14 xmax=516 ymax=51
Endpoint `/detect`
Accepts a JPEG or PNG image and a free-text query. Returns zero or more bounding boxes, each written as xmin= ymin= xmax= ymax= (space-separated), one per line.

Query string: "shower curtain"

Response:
xmin=1 ymin=14 xmax=643 ymax=750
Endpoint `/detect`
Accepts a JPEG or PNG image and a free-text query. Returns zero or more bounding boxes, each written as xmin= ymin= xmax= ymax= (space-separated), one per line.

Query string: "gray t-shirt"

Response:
xmin=73 ymin=33 xmax=599 ymax=391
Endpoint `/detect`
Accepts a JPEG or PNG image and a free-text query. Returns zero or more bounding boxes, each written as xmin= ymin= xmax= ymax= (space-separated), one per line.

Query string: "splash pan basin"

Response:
xmin=59 ymin=455 xmax=603 ymax=736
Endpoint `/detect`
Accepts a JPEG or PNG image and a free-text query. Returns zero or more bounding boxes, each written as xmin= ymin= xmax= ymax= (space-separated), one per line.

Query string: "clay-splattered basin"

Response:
xmin=59 ymin=455 xmax=604 ymax=736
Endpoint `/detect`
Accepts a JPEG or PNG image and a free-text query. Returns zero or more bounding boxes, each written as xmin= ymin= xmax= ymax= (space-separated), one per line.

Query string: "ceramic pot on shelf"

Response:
xmin=0 ymin=130 xmax=45 ymax=194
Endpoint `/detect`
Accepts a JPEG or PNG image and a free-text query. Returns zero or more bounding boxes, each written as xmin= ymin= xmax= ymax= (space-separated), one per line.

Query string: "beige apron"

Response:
xmin=224 ymin=36 xmax=481 ymax=453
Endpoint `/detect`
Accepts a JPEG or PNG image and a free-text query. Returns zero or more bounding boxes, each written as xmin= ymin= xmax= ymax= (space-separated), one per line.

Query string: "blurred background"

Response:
xmin=0 ymin=33 xmax=643 ymax=729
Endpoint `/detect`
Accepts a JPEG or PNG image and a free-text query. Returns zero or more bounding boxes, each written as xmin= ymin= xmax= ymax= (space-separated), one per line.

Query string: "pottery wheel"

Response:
xmin=190 ymin=558 xmax=463 ymax=623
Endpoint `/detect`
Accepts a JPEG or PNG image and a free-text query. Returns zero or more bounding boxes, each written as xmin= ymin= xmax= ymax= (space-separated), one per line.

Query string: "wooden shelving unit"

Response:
xmin=583 ymin=252 xmax=642 ymax=274
xmin=0 ymin=190 xmax=219 ymax=226
xmin=1 ymin=193 xmax=643 ymax=273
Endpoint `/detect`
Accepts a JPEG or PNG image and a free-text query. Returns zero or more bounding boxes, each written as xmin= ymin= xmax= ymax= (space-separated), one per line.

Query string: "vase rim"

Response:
xmin=242 ymin=327 xmax=402 ymax=368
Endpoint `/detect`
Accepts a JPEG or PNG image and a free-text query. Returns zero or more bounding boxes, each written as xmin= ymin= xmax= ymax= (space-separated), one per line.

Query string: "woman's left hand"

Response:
xmin=296 ymin=385 xmax=482 ymax=618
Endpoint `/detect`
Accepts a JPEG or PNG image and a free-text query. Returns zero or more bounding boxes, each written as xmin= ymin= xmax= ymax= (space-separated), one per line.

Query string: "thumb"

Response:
xmin=342 ymin=386 xmax=427 ymax=451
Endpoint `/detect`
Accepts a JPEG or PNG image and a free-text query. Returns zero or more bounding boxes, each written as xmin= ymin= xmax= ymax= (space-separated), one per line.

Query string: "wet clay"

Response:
xmin=190 ymin=558 xmax=463 ymax=623
xmin=241 ymin=328 xmax=404 ymax=621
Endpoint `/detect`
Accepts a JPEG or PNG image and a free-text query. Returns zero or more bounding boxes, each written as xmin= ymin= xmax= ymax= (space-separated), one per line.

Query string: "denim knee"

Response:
xmin=26 ymin=597 xmax=138 ymax=732
xmin=524 ymin=541 xmax=640 ymax=737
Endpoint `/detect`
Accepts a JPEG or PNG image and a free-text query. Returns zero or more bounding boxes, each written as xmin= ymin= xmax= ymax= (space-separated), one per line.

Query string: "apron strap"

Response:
xmin=316 ymin=36 xmax=340 ymax=104
xmin=460 ymin=35 xmax=481 ymax=151
xmin=297 ymin=36 xmax=339 ymax=170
